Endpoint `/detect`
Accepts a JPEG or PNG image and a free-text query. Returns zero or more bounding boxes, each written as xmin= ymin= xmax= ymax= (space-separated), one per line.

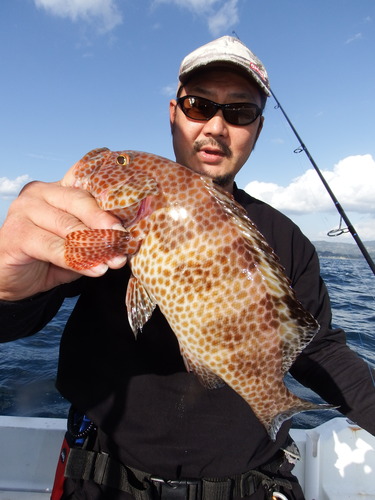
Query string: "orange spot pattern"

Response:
xmin=64 ymin=148 xmax=320 ymax=439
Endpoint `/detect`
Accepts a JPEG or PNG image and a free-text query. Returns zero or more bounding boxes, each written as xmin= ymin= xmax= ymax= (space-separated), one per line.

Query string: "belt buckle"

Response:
xmin=150 ymin=476 xmax=201 ymax=500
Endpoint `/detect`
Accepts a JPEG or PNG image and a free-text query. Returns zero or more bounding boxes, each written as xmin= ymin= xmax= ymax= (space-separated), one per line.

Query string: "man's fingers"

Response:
xmin=20 ymin=181 xmax=120 ymax=236
xmin=0 ymin=179 xmax=128 ymax=300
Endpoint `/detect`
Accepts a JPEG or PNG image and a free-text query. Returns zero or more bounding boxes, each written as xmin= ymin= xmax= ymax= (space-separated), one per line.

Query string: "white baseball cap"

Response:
xmin=178 ymin=36 xmax=270 ymax=97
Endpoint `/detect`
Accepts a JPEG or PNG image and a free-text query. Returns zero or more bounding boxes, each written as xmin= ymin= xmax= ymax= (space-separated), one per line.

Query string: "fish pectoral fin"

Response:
xmin=64 ymin=228 xmax=138 ymax=270
xmin=126 ymin=276 xmax=156 ymax=337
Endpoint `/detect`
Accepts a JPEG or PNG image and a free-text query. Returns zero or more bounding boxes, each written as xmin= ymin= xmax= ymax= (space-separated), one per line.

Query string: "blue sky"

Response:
xmin=1 ymin=0 xmax=374 ymax=243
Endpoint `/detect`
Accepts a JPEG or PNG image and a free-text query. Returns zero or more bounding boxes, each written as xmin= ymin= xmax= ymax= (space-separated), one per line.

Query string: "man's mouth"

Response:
xmin=201 ymin=147 xmax=225 ymax=157
xmin=193 ymin=139 xmax=232 ymax=162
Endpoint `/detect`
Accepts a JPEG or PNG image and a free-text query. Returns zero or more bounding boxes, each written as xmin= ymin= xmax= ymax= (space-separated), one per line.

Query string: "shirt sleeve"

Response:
xmin=271 ymin=207 xmax=375 ymax=436
xmin=0 ymin=280 xmax=81 ymax=343
xmin=288 ymin=244 xmax=375 ymax=435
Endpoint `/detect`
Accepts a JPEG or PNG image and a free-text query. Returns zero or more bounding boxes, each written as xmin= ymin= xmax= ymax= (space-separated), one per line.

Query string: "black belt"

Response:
xmin=65 ymin=448 xmax=293 ymax=500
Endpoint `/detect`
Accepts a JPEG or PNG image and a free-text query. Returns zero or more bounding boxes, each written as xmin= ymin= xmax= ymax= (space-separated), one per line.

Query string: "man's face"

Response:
xmin=170 ymin=68 xmax=264 ymax=193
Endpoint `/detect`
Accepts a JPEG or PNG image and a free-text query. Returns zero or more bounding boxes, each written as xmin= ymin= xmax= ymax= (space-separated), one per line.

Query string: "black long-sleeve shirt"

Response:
xmin=1 ymin=186 xmax=374 ymax=481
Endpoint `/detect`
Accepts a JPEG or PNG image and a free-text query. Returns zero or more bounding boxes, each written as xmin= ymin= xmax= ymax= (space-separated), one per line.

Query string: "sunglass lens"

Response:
xmin=183 ymin=97 xmax=215 ymax=120
xmin=224 ymin=106 xmax=259 ymax=126
xmin=179 ymin=96 xmax=260 ymax=125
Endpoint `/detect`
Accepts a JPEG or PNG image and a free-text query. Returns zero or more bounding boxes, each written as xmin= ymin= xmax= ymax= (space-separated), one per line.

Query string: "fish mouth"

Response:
xmin=128 ymin=196 xmax=153 ymax=227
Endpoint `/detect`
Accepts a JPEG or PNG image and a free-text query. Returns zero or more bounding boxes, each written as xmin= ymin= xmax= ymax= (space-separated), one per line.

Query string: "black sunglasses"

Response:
xmin=177 ymin=95 xmax=262 ymax=126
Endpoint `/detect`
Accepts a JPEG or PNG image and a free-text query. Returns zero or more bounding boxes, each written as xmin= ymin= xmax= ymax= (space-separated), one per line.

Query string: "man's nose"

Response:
xmin=201 ymin=110 xmax=229 ymax=137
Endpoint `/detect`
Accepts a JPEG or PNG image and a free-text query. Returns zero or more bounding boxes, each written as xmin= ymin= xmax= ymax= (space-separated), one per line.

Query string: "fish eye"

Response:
xmin=116 ymin=155 xmax=128 ymax=165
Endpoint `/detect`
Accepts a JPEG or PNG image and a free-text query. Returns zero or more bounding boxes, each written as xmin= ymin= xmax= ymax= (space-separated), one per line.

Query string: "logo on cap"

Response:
xmin=250 ymin=62 xmax=267 ymax=83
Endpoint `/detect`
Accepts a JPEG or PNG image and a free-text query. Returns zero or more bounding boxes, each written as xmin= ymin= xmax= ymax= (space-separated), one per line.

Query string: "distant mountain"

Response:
xmin=312 ymin=240 xmax=375 ymax=260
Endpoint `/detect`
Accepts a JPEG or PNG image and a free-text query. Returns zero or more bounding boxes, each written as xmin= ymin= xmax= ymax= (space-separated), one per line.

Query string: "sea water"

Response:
xmin=0 ymin=257 xmax=374 ymax=428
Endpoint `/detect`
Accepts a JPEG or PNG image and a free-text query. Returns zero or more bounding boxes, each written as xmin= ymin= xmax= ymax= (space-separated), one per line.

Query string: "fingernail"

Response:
xmin=108 ymin=255 xmax=127 ymax=267
xmin=87 ymin=263 xmax=109 ymax=276
xmin=112 ymin=223 xmax=127 ymax=232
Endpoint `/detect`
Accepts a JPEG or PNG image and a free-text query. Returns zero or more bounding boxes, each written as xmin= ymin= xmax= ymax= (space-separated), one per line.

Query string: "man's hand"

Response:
xmin=0 ymin=179 xmax=126 ymax=301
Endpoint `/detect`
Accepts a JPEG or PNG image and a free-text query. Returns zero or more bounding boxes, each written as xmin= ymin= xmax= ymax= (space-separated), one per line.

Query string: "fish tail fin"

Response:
xmin=65 ymin=228 xmax=136 ymax=270
xmin=267 ymin=397 xmax=335 ymax=441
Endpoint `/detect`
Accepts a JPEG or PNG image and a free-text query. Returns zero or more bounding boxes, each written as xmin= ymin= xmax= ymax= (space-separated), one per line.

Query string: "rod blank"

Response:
xmin=270 ymin=89 xmax=375 ymax=276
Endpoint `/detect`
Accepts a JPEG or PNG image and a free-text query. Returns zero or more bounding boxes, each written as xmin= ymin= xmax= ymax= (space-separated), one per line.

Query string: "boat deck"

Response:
xmin=0 ymin=416 xmax=64 ymax=499
xmin=0 ymin=416 xmax=374 ymax=499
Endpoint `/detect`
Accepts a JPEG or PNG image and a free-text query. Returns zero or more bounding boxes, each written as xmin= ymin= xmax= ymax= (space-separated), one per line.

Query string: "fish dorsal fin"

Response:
xmin=126 ymin=275 xmax=156 ymax=337
xmin=201 ymin=177 xmax=268 ymax=244
xmin=281 ymin=314 xmax=319 ymax=373
xmin=202 ymin=176 xmax=320 ymax=372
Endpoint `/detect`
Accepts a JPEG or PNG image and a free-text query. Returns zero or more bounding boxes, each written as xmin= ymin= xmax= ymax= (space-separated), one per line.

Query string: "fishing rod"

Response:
xmin=270 ymin=89 xmax=375 ymax=277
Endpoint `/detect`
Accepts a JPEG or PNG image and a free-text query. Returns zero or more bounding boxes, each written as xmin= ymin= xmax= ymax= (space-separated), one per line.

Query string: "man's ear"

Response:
xmin=169 ymin=99 xmax=177 ymax=131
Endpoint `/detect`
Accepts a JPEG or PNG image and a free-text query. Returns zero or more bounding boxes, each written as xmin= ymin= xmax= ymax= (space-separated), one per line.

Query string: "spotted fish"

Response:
xmin=63 ymin=147 xmax=325 ymax=440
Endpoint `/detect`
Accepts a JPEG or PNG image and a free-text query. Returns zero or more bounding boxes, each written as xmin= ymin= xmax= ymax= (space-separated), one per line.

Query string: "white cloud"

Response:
xmin=245 ymin=154 xmax=375 ymax=215
xmin=154 ymin=0 xmax=218 ymax=12
xmin=27 ymin=152 xmax=65 ymax=162
xmin=314 ymin=216 xmax=375 ymax=242
xmin=153 ymin=0 xmax=239 ymax=35
xmin=161 ymin=84 xmax=177 ymax=97
xmin=348 ymin=218 xmax=375 ymax=240
xmin=345 ymin=32 xmax=363 ymax=44
xmin=0 ymin=175 xmax=32 ymax=200
xmin=271 ymin=138 xmax=285 ymax=145
xmin=34 ymin=0 xmax=122 ymax=33
xmin=208 ymin=0 xmax=239 ymax=36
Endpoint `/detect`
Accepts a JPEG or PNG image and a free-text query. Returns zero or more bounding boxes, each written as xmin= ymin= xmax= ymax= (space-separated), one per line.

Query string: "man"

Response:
xmin=0 ymin=36 xmax=374 ymax=500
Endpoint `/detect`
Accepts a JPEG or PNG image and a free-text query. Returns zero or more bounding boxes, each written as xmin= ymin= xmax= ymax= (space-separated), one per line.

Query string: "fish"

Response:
xmin=63 ymin=147 xmax=326 ymax=440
